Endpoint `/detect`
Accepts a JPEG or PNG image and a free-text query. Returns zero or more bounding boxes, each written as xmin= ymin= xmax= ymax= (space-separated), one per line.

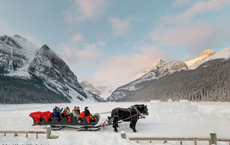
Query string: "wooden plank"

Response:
xmin=194 ymin=140 xmax=197 ymax=145
xmin=0 ymin=131 xmax=46 ymax=134
xmin=4 ymin=133 xmax=6 ymax=136
xmin=26 ymin=133 xmax=28 ymax=138
xmin=164 ymin=140 xmax=167 ymax=144
xmin=180 ymin=140 xmax=182 ymax=145
xmin=36 ymin=133 xmax=38 ymax=139
xmin=129 ymin=137 xmax=210 ymax=141
xmin=14 ymin=133 xmax=18 ymax=137
xmin=50 ymin=135 xmax=59 ymax=139
xmin=217 ymin=139 xmax=230 ymax=142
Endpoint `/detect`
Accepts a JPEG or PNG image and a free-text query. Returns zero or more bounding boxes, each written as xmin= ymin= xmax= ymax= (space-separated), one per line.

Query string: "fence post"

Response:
xmin=210 ymin=133 xmax=217 ymax=145
xmin=121 ymin=131 xmax=126 ymax=139
xmin=46 ymin=125 xmax=51 ymax=139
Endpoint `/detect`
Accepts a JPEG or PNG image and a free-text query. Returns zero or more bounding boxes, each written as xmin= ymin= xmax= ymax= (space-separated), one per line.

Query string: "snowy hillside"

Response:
xmin=185 ymin=50 xmax=216 ymax=69
xmin=0 ymin=35 xmax=39 ymax=77
xmin=185 ymin=47 xmax=230 ymax=69
xmin=0 ymin=34 xmax=104 ymax=103
xmin=132 ymin=59 xmax=167 ymax=80
xmin=192 ymin=47 xmax=230 ymax=69
xmin=80 ymin=81 xmax=113 ymax=99
xmin=106 ymin=60 xmax=188 ymax=102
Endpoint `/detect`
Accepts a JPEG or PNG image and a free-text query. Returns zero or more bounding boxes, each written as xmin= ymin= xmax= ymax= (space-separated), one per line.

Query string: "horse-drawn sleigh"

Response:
xmin=29 ymin=104 xmax=149 ymax=132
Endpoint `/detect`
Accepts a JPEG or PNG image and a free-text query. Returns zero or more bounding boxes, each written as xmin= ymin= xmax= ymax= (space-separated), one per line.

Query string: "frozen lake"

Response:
xmin=0 ymin=102 xmax=229 ymax=145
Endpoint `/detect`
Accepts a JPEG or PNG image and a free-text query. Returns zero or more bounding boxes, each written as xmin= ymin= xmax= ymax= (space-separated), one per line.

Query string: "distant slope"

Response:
xmin=80 ymin=81 xmax=113 ymax=99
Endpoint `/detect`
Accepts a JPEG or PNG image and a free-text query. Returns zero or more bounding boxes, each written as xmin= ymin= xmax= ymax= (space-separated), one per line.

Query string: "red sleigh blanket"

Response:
xmin=29 ymin=111 xmax=53 ymax=124
xmin=79 ymin=111 xmax=91 ymax=123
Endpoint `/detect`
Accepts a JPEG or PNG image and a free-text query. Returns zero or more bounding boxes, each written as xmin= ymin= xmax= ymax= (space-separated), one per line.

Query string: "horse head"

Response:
xmin=134 ymin=104 xmax=149 ymax=116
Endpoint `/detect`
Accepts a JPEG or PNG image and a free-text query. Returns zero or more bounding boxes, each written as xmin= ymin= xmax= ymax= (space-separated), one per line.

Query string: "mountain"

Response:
xmin=106 ymin=60 xmax=188 ymax=102
xmin=189 ymin=47 xmax=230 ymax=69
xmin=0 ymin=34 xmax=104 ymax=104
xmin=132 ymin=59 xmax=167 ymax=80
xmin=118 ymin=58 xmax=230 ymax=102
xmin=80 ymin=81 xmax=113 ymax=99
xmin=114 ymin=47 xmax=230 ymax=102
xmin=185 ymin=50 xmax=216 ymax=69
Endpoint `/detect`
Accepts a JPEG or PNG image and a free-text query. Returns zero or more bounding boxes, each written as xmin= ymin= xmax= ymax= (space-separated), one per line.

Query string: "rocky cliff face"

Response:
xmin=0 ymin=35 xmax=104 ymax=104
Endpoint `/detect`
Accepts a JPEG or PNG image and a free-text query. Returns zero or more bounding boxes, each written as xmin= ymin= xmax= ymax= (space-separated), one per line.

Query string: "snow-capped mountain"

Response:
xmin=106 ymin=60 xmax=188 ymax=102
xmin=132 ymin=59 xmax=167 ymax=80
xmin=108 ymin=47 xmax=230 ymax=102
xmin=80 ymin=81 xmax=113 ymax=99
xmin=185 ymin=50 xmax=216 ymax=69
xmin=0 ymin=35 xmax=38 ymax=76
xmin=0 ymin=34 xmax=104 ymax=103
xmin=191 ymin=47 xmax=230 ymax=69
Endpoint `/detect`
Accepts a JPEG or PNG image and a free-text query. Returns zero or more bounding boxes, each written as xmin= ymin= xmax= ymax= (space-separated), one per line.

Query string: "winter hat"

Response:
xmin=77 ymin=106 xmax=79 ymax=108
xmin=85 ymin=106 xmax=88 ymax=109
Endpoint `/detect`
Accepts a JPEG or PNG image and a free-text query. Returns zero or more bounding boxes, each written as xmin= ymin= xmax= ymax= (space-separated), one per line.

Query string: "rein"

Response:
xmin=111 ymin=106 xmax=142 ymax=125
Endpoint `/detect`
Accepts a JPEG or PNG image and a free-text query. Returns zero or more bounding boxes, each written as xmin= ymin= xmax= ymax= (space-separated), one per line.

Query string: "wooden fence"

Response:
xmin=129 ymin=137 xmax=230 ymax=145
xmin=0 ymin=126 xmax=58 ymax=139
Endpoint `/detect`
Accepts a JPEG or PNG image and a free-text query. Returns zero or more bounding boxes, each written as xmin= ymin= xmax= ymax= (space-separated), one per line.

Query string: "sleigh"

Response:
xmin=29 ymin=111 xmax=100 ymax=131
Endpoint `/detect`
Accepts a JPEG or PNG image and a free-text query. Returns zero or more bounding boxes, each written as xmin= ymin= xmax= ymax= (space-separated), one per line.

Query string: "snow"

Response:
xmin=2 ymin=35 xmax=39 ymax=78
xmin=188 ymin=47 xmax=230 ymax=69
xmin=0 ymin=102 xmax=229 ymax=145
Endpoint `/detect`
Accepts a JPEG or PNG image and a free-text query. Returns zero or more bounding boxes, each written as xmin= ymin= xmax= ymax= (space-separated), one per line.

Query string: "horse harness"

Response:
xmin=111 ymin=106 xmax=142 ymax=124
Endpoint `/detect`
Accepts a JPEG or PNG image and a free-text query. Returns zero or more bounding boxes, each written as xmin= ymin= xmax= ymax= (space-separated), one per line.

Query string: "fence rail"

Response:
xmin=129 ymin=137 xmax=230 ymax=145
xmin=0 ymin=126 xmax=58 ymax=139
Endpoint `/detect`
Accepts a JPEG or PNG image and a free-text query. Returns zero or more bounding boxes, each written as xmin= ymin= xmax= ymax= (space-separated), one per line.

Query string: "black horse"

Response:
xmin=108 ymin=104 xmax=149 ymax=132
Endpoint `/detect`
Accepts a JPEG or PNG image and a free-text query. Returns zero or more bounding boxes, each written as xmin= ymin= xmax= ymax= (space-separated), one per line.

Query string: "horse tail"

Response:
xmin=108 ymin=108 xmax=118 ymax=123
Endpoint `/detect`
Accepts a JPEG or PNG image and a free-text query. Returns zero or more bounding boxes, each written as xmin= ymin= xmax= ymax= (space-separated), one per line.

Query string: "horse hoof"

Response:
xmin=133 ymin=130 xmax=137 ymax=132
xmin=114 ymin=129 xmax=118 ymax=133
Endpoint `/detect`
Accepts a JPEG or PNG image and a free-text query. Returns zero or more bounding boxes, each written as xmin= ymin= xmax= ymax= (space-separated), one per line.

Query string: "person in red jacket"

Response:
xmin=85 ymin=106 xmax=96 ymax=122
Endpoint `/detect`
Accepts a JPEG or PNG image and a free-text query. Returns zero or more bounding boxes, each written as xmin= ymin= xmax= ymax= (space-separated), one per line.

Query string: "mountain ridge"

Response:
xmin=0 ymin=34 xmax=104 ymax=103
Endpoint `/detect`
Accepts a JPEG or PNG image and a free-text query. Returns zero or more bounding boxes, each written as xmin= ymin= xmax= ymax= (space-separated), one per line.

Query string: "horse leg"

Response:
xmin=113 ymin=117 xmax=118 ymax=132
xmin=130 ymin=121 xmax=133 ymax=129
xmin=132 ymin=121 xmax=137 ymax=132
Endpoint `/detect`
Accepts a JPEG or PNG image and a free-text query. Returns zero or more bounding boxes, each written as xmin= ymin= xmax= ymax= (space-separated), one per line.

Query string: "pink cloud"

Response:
xmin=64 ymin=0 xmax=109 ymax=22
xmin=109 ymin=17 xmax=131 ymax=38
xmin=98 ymin=41 xmax=106 ymax=47
xmin=162 ymin=0 xmax=230 ymax=25
xmin=150 ymin=0 xmax=230 ymax=57
xmin=72 ymin=34 xmax=84 ymax=42
xmin=90 ymin=46 xmax=167 ymax=88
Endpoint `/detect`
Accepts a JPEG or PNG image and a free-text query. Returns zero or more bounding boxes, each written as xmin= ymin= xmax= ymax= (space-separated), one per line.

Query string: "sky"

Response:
xmin=1 ymin=0 xmax=230 ymax=90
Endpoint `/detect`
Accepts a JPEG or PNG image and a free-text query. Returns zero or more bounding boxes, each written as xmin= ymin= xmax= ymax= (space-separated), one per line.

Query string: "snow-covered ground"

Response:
xmin=0 ymin=102 xmax=229 ymax=145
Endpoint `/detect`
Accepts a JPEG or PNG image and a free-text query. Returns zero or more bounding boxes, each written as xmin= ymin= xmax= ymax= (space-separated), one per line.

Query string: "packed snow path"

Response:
xmin=0 ymin=102 xmax=229 ymax=145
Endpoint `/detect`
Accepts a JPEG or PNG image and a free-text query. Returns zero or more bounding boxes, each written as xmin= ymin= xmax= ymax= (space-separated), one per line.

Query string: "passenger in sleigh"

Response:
xmin=62 ymin=107 xmax=73 ymax=122
xmin=62 ymin=108 xmax=70 ymax=117
xmin=72 ymin=106 xmax=81 ymax=123
xmin=53 ymin=107 xmax=63 ymax=120
xmin=84 ymin=106 xmax=96 ymax=122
